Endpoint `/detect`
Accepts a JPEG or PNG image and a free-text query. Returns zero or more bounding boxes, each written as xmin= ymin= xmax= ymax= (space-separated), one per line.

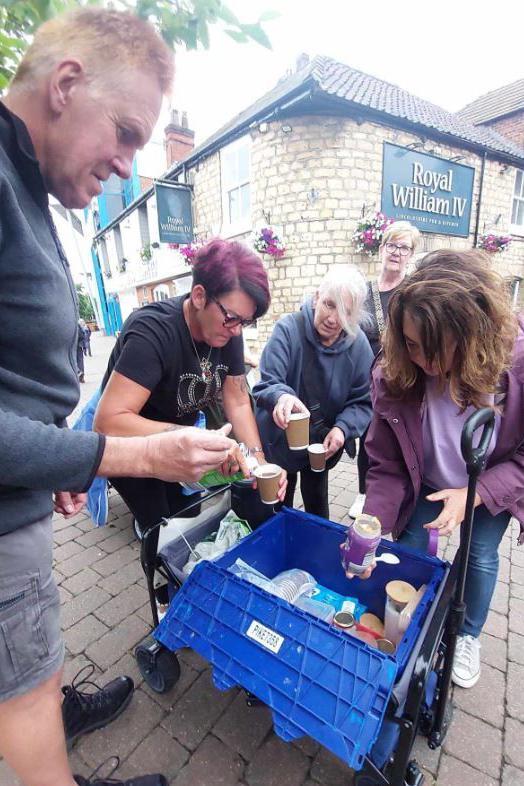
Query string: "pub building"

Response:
xmin=91 ymin=56 xmax=524 ymax=349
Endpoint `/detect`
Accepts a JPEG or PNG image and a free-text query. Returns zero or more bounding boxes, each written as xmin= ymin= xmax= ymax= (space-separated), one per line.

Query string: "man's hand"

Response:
xmin=53 ymin=491 xmax=87 ymax=518
xmin=146 ymin=424 xmax=237 ymax=482
xmin=424 ymin=487 xmax=482 ymax=537
xmin=323 ymin=426 xmax=345 ymax=459
xmin=272 ymin=394 xmax=309 ymax=430
xmin=221 ymin=442 xmax=251 ymax=478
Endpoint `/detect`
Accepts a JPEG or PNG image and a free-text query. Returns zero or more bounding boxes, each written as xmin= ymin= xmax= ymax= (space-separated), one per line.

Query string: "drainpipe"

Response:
xmin=472 ymin=151 xmax=487 ymax=248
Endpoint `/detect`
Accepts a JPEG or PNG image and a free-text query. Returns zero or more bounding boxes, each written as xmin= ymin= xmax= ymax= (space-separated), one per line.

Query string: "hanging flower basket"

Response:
xmin=477 ymin=233 xmax=512 ymax=254
xmin=253 ymin=227 xmax=286 ymax=259
xmin=179 ymin=243 xmax=202 ymax=265
xmin=352 ymin=211 xmax=394 ymax=257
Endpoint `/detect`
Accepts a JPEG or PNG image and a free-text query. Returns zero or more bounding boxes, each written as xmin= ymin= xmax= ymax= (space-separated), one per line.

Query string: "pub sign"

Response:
xmin=381 ymin=142 xmax=475 ymax=237
xmin=155 ymin=182 xmax=193 ymax=244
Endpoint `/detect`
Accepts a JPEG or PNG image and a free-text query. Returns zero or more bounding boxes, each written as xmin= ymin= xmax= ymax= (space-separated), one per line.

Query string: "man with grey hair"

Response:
xmin=0 ymin=8 xmax=237 ymax=786
xmin=253 ymin=265 xmax=374 ymax=518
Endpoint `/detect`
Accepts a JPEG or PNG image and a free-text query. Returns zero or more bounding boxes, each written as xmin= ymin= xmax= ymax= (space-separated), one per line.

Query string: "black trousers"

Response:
xmin=284 ymin=448 xmax=343 ymax=519
xmin=76 ymin=344 xmax=85 ymax=376
xmin=356 ymin=426 xmax=370 ymax=495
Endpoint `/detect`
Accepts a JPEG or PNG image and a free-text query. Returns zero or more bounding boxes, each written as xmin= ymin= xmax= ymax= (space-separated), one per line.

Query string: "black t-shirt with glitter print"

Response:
xmin=101 ymin=295 xmax=245 ymax=426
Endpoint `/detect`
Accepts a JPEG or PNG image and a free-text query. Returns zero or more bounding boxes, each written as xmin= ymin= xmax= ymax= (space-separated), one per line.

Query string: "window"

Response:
xmin=153 ymin=284 xmax=170 ymax=301
xmin=511 ymin=170 xmax=524 ymax=234
xmin=221 ymin=137 xmax=251 ymax=233
xmin=113 ymin=225 xmax=124 ymax=260
xmin=99 ymin=238 xmax=111 ymax=278
xmin=138 ymin=204 xmax=151 ymax=248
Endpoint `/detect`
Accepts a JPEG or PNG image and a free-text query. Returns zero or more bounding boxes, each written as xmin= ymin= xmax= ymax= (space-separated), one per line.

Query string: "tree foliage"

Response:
xmin=0 ymin=0 xmax=276 ymax=89
xmin=75 ymin=282 xmax=95 ymax=320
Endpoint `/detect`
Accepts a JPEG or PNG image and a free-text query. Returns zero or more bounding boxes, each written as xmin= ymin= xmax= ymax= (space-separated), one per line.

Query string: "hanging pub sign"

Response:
xmin=155 ymin=182 xmax=193 ymax=244
xmin=381 ymin=142 xmax=475 ymax=237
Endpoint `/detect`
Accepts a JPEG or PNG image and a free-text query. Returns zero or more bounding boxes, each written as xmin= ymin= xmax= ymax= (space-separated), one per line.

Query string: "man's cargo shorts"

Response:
xmin=0 ymin=515 xmax=64 ymax=702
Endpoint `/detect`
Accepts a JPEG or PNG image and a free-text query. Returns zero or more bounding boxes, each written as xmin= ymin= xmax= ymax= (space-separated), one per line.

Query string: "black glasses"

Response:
xmin=210 ymin=295 xmax=255 ymax=329
xmin=385 ymin=242 xmax=413 ymax=257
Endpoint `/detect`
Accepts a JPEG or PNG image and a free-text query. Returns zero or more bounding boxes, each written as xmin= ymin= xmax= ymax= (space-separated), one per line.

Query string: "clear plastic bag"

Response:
xmin=182 ymin=511 xmax=251 ymax=576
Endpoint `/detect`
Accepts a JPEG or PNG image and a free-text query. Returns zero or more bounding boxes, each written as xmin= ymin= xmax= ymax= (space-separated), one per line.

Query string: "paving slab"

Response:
xmin=214 ymin=692 xmax=274 ymax=761
xmin=160 ymin=671 xmax=238 ymax=751
xmin=309 ymin=747 xmax=352 ymax=786
xmin=442 ymin=709 xmax=502 ymax=778
xmin=480 ymin=632 xmax=508 ymax=672
xmin=437 ymin=754 xmax=498 ymax=786
xmin=245 ymin=735 xmax=310 ymax=786
xmin=75 ymin=687 xmax=165 ymax=769
xmin=171 ymin=734 xmax=244 ymax=786
xmin=453 ymin=663 xmax=505 ymax=728
xmin=508 ymin=632 xmax=524 ymax=665
xmin=504 ymin=717 xmax=524 ymax=769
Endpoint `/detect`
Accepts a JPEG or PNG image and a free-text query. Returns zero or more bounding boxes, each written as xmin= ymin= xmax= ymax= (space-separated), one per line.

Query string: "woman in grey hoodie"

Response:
xmin=253 ymin=266 xmax=373 ymax=519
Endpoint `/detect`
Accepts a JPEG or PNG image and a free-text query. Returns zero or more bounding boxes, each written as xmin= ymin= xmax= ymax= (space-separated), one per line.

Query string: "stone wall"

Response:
xmin=184 ymin=114 xmax=524 ymax=352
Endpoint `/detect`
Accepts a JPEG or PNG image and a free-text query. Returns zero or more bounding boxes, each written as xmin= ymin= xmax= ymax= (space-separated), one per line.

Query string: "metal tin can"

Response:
xmin=332 ymin=611 xmax=355 ymax=630
xmin=376 ymin=638 xmax=396 ymax=654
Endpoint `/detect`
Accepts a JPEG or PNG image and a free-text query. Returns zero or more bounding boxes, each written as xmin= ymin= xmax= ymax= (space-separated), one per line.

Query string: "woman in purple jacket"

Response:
xmin=362 ymin=249 xmax=524 ymax=689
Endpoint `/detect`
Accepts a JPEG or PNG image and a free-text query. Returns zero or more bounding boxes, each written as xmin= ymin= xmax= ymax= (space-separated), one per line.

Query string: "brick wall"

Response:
xmin=486 ymin=111 xmax=524 ymax=148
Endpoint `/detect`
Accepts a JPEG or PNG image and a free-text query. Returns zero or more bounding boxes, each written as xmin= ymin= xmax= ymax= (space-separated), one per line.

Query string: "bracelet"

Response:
xmin=249 ymin=446 xmax=265 ymax=454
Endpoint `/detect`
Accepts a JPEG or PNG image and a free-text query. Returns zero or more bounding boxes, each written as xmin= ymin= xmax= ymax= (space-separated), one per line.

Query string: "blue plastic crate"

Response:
xmin=155 ymin=508 xmax=446 ymax=770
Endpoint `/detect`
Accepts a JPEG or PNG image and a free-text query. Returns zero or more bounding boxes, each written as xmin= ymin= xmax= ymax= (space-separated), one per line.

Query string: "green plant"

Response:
xmin=139 ymin=244 xmax=152 ymax=262
xmin=0 ymin=0 xmax=277 ymax=89
xmin=75 ymin=283 xmax=95 ymax=321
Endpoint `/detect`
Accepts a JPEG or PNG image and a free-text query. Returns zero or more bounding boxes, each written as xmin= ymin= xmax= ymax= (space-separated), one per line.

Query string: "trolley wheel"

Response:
xmin=135 ymin=637 xmax=180 ymax=694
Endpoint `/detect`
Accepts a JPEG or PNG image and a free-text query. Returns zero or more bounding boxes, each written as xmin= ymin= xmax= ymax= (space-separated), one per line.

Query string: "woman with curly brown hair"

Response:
xmin=360 ymin=249 xmax=524 ymax=689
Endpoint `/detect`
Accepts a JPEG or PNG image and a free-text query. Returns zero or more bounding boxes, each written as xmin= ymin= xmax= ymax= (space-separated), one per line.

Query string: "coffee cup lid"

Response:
xmin=288 ymin=412 xmax=309 ymax=421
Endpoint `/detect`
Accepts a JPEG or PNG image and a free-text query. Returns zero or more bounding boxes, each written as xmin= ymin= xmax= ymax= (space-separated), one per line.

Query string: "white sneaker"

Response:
xmin=452 ymin=634 xmax=481 ymax=688
xmin=349 ymin=493 xmax=366 ymax=519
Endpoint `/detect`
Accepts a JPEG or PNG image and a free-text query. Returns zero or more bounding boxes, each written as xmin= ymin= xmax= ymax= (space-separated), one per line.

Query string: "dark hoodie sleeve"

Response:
xmin=252 ymin=318 xmax=299 ymax=411
xmin=334 ymin=330 xmax=374 ymax=440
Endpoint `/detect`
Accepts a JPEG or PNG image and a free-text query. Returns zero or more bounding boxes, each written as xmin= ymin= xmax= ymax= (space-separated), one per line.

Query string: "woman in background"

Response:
xmin=349 ymin=220 xmax=420 ymax=518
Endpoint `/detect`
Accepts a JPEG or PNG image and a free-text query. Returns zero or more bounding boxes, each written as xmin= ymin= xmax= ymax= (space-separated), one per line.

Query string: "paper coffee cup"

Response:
xmin=308 ymin=443 xmax=326 ymax=472
xmin=285 ymin=412 xmax=310 ymax=450
xmin=253 ymin=463 xmax=282 ymax=505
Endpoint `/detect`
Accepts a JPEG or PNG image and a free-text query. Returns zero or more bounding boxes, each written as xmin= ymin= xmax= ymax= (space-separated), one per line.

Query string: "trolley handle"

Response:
xmin=460 ymin=407 xmax=495 ymax=477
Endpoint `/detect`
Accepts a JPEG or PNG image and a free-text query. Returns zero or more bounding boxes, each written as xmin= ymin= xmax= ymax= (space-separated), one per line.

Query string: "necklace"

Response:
xmin=188 ymin=328 xmax=213 ymax=383
xmin=184 ymin=299 xmax=213 ymax=383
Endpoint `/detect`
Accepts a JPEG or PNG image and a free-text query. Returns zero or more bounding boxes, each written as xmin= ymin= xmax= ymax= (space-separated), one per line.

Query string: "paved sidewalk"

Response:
xmin=1 ymin=331 xmax=523 ymax=786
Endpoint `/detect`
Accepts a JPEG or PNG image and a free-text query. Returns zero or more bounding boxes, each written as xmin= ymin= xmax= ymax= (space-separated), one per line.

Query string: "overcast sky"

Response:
xmin=164 ymin=0 xmax=522 ymax=147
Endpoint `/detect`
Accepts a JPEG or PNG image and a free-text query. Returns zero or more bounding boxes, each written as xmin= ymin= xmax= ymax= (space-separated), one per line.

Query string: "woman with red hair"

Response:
xmin=95 ymin=238 xmax=285 ymax=533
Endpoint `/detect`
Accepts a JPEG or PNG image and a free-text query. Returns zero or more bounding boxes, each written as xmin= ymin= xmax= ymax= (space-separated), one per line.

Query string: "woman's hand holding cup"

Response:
xmin=272 ymin=394 xmax=309 ymax=430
